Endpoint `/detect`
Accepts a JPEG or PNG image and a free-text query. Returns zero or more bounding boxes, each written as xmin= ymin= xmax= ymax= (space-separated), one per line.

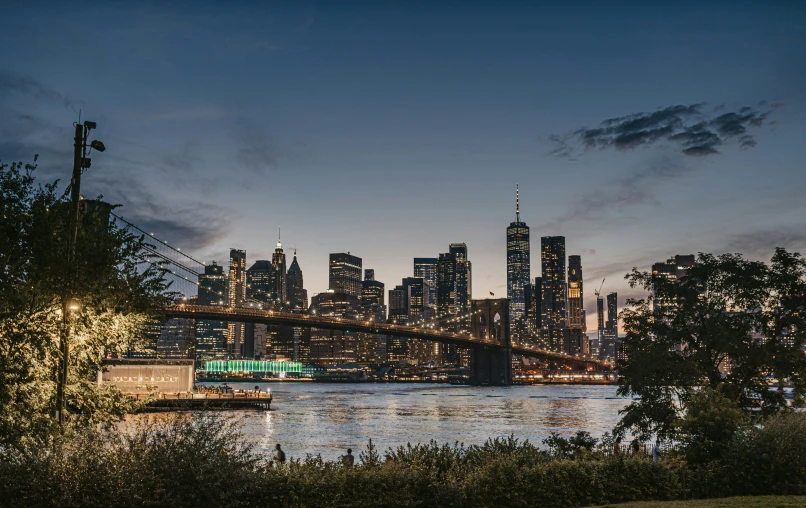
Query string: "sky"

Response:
xmin=2 ymin=1 xmax=805 ymax=333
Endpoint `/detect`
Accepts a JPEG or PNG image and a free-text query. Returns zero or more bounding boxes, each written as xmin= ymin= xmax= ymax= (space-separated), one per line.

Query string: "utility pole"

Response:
xmin=56 ymin=121 xmax=104 ymax=425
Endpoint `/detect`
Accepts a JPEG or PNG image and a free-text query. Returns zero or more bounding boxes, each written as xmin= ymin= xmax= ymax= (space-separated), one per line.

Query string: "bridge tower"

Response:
xmin=469 ymin=298 xmax=512 ymax=385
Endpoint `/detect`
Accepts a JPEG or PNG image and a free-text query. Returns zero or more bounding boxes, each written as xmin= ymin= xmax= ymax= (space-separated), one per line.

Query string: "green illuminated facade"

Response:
xmin=204 ymin=360 xmax=303 ymax=374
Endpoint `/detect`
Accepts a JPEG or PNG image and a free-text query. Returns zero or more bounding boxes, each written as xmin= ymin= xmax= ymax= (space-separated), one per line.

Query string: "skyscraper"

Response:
xmin=507 ymin=185 xmax=530 ymax=325
xmin=436 ymin=252 xmax=456 ymax=318
xmin=196 ymin=262 xmax=228 ymax=365
xmin=401 ymin=277 xmax=425 ymax=321
xmin=246 ymin=260 xmax=275 ymax=303
xmin=228 ymin=249 xmax=246 ymax=357
xmin=359 ymin=274 xmax=386 ymax=365
xmin=567 ymin=255 xmax=585 ymax=332
xmin=228 ymin=249 xmax=247 ymax=307
xmin=450 ymin=243 xmax=472 ymax=328
xmin=541 ymin=236 xmax=567 ymax=330
xmin=329 ymin=253 xmax=362 ymax=297
xmin=364 ymin=268 xmax=375 ymax=281
xmin=414 ymin=258 xmax=438 ymax=310
xmin=309 ymin=292 xmax=360 ymax=365
xmin=388 ymin=285 xmax=409 ymax=324
xmin=525 ymin=276 xmax=542 ymax=329
xmin=360 ymin=276 xmax=386 ymax=321
xmin=272 ymin=232 xmax=287 ymax=305
xmin=606 ymin=292 xmax=618 ymax=335
xmin=287 ymin=250 xmax=307 ymax=310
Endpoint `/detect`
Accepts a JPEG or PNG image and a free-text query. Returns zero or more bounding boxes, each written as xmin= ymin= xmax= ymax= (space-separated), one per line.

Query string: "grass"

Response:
xmin=601 ymin=496 xmax=806 ymax=508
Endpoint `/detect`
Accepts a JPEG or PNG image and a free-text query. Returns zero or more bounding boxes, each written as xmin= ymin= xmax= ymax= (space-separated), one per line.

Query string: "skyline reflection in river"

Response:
xmin=194 ymin=383 xmax=628 ymax=461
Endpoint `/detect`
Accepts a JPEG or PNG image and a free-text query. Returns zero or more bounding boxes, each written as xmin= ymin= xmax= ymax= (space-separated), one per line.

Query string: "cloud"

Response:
xmin=552 ymin=102 xmax=778 ymax=157
xmin=720 ymin=227 xmax=806 ymax=259
xmin=541 ymin=152 xmax=693 ymax=229
xmin=0 ymin=71 xmax=82 ymax=112
xmin=234 ymin=121 xmax=283 ymax=173
xmin=90 ymin=172 xmax=233 ymax=252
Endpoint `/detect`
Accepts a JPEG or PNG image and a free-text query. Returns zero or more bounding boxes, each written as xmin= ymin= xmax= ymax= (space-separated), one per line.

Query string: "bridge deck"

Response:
xmin=165 ymin=304 xmax=605 ymax=369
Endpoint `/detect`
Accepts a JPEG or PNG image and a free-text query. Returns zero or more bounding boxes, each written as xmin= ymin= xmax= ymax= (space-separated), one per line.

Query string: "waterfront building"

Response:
xmin=541 ymin=236 xmax=567 ymax=330
xmin=309 ymin=291 xmax=360 ymax=365
xmin=196 ymin=262 xmax=228 ymax=365
xmin=506 ymin=185 xmax=530 ymax=325
xmin=568 ymin=255 xmax=585 ymax=333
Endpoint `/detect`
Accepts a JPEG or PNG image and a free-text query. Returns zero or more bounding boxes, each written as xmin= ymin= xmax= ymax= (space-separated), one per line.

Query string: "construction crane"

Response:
xmin=594 ymin=278 xmax=605 ymax=299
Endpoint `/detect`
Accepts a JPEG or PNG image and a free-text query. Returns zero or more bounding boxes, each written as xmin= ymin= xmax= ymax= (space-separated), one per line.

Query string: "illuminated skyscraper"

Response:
xmin=246 ymin=260 xmax=274 ymax=303
xmin=567 ymin=255 xmax=585 ymax=332
xmin=541 ymin=236 xmax=567 ymax=330
xmin=359 ymin=274 xmax=386 ymax=365
xmin=606 ymin=292 xmax=618 ymax=336
xmin=436 ymin=253 xmax=456 ymax=318
xmin=196 ymin=262 xmax=228 ymax=364
xmin=524 ymin=277 xmax=542 ymax=330
xmin=309 ymin=292 xmax=360 ymax=365
xmin=329 ymin=253 xmax=362 ymax=297
xmin=450 ymin=243 xmax=471 ymax=323
xmin=506 ymin=185 xmax=530 ymax=325
xmin=272 ymin=231 xmax=287 ymax=305
xmin=287 ymin=250 xmax=307 ymax=310
xmin=228 ymin=249 xmax=246 ymax=357
xmin=414 ymin=258 xmax=438 ymax=310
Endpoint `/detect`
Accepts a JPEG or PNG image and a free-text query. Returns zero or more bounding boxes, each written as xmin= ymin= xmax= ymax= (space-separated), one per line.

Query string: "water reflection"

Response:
xmin=189 ymin=383 xmax=627 ymax=460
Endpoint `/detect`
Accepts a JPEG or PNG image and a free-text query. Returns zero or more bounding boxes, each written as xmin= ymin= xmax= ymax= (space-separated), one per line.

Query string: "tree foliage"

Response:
xmin=616 ymin=250 xmax=806 ymax=439
xmin=0 ymin=157 xmax=171 ymax=448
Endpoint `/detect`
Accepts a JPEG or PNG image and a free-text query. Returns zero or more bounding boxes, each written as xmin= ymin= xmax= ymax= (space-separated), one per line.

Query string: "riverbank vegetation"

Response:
xmin=1 ymin=410 xmax=804 ymax=507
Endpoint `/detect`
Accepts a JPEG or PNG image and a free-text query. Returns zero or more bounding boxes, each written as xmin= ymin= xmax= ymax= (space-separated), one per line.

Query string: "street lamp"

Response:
xmin=57 ymin=119 xmax=106 ymax=426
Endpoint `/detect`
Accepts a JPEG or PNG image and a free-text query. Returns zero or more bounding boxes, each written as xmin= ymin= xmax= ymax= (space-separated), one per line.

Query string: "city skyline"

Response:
xmin=2 ymin=2 xmax=805 ymax=336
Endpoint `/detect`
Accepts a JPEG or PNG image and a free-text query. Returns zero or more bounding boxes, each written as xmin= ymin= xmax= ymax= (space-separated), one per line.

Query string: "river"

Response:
xmin=181 ymin=382 xmax=629 ymax=461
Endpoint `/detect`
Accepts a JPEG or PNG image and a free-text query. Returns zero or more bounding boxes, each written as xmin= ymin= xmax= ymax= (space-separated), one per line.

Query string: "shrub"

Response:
xmin=688 ymin=411 xmax=806 ymax=498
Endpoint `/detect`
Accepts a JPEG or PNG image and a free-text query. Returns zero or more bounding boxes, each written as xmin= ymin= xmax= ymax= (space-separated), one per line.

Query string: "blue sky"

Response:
xmin=2 ymin=1 xmax=805 ymax=332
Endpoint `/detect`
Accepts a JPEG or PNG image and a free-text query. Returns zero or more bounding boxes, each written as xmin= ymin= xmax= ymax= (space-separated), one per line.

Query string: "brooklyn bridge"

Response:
xmin=115 ymin=213 xmax=608 ymax=386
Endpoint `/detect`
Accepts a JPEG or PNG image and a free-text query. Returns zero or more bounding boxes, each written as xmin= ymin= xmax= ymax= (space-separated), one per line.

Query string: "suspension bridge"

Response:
xmin=114 ymin=213 xmax=608 ymax=385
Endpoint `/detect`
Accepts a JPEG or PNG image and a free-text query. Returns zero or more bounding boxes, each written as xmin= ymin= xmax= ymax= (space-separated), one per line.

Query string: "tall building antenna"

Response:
xmin=516 ymin=184 xmax=520 ymax=222
xmin=277 ymin=227 xmax=282 ymax=248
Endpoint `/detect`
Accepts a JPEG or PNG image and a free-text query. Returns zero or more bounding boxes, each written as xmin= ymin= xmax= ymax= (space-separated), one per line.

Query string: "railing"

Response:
xmin=130 ymin=392 xmax=273 ymax=401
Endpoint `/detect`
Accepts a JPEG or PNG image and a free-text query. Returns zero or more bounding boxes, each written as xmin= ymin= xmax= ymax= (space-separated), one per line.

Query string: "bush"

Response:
xmin=689 ymin=411 xmax=806 ymax=498
xmin=6 ymin=414 xmax=805 ymax=507
xmin=677 ymin=387 xmax=748 ymax=465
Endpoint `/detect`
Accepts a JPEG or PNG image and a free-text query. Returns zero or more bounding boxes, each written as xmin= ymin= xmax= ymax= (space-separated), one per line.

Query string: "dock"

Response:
xmin=129 ymin=392 xmax=273 ymax=411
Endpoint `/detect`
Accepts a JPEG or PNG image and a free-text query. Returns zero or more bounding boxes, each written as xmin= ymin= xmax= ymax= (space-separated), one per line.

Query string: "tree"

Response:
xmin=0 ymin=157 xmax=171 ymax=449
xmin=677 ymin=387 xmax=747 ymax=464
xmin=616 ymin=250 xmax=806 ymax=440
